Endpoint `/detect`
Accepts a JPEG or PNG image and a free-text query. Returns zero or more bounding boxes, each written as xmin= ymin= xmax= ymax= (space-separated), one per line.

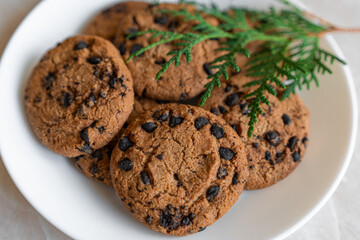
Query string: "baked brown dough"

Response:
xmin=110 ymin=104 xmax=249 ymax=235
xmin=24 ymin=35 xmax=134 ymax=157
xmin=201 ymin=73 xmax=310 ymax=189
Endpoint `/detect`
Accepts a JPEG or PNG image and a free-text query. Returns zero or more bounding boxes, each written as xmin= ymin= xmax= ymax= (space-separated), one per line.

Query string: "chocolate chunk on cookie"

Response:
xmin=113 ymin=3 xmax=221 ymax=101
xmin=71 ymin=96 xmax=162 ymax=185
xmin=110 ymin=104 xmax=248 ymax=235
xmin=24 ymin=35 xmax=134 ymax=157
xmin=83 ymin=1 xmax=150 ymax=41
xmin=201 ymin=73 xmax=310 ymax=190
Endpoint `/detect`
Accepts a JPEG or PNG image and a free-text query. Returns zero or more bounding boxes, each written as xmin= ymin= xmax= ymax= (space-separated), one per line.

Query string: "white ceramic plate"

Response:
xmin=0 ymin=0 xmax=357 ymax=239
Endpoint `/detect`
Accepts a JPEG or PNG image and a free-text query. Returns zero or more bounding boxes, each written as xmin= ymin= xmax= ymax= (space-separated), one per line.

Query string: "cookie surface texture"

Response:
xmin=24 ymin=35 xmax=134 ymax=157
xmin=113 ymin=3 xmax=220 ymax=101
xmin=110 ymin=103 xmax=248 ymax=235
xmin=201 ymin=74 xmax=310 ymax=189
xmin=73 ymin=96 xmax=160 ymax=185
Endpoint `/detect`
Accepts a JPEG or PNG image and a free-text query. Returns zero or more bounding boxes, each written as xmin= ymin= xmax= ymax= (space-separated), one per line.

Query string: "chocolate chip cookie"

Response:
xmin=73 ymin=96 xmax=161 ymax=186
xmin=110 ymin=104 xmax=248 ymax=235
xmin=83 ymin=1 xmax=151 ymax=41
xmin=113 ymin=3 xmax=220 ymax=101
xmin=24 ymin=35 xmax=134 ymax=157
xmin=201 ymin=73 xmax=310 ymax=190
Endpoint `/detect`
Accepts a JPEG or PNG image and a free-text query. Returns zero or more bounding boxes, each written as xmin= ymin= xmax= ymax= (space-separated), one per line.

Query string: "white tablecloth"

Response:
xmin=0 ymin=0 xmax=359 ymax=239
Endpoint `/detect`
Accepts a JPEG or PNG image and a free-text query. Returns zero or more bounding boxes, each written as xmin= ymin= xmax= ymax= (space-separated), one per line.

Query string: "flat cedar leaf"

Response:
xmin=125 ymin=2 xmax=345 ymax=138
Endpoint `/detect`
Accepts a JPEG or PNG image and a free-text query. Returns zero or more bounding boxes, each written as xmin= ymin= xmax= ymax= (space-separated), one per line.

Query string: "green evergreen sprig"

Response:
xmin=126 ymin=0 xmax=348 ymax=137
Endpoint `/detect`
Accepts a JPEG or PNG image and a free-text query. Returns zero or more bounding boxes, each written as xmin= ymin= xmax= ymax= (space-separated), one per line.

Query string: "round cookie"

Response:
xmin=83 ymin=1 xmax=151 ymax=41
xmin=110 ymin=104 xmax=249 ymax=236
xmin=113 ymin=3 xmax=220 ymax=101
xmin=201 ymin=74 xmax=310 ymax=190
xmin=73 ymin=96 xmax=161 ymax=186
xmin=24 ymin=35 xmax=134 ymax=157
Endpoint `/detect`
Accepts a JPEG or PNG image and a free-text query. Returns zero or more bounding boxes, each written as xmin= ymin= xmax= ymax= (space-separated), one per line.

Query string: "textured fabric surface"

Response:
xmin=0 ymin=0 xmax=359 ymax=239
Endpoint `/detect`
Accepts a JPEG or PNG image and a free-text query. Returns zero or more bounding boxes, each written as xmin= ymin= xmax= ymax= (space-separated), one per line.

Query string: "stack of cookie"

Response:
xmin=23 ymin=1 xmax=309 ymax=236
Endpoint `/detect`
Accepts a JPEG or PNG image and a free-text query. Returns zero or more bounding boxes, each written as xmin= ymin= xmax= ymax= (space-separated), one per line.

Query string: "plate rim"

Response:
xmin=0 ymin=1 xmax=358 ymax=239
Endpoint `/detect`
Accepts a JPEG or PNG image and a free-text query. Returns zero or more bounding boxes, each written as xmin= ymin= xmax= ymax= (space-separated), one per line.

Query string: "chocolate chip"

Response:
xmin=90 ymin=163 xmax=99 ymax=175
xmin=140 ymin=171 xmax=151 ymax=185
xmin=232 ymin=173 xmax=239 ymax=185
xmin=217 ymin=167 xmax=228 ymax=179
xmin=275 ymin=152 xmax=283 ymax=162
xmin=219 ymin=147 xmax=234 ymax=160
xmin=292 ymin=151 xmax=300 ymax=162
xmin=61 ymin=92 xmax=73 ymax=107
xmin=90 ymin=121 xmax=97 ymax=128
xmin=98 ymin=126 xmax=104 ymax=133
xmin=74 ymin=155 xmax=82 ymax=162
xmin=109 ymin=71 xmax=125 ymax=89
xmin=224 ymin=85 xmax=232 ymax=92
xmin=210 ymin=108 xmax=219 ymax=116
xmin=302 ymin=137 xmax=308 ymax=146
xmin=86 ymin=92 xmax=96 ymax=108
xmin=225 ymin=93 xmax=239 ymax=106
xmin=252 ymin=142 xmax=259 ymax=149
xmin=194 ymin=117 xmax=209 ymax=130
xmin=80 ymin=128 xmax=90 ymax=144
xmin=181 ymin=214 xmax=194 ymax=226
xmin=91 ymin=150 xmax=103 ymax=161
xmin=117 ymin=43 xmax=126 ymax=55
xmin=74 ymin=41 xmax=88 ymax=50
xmin=93 ymin=66 xmax=98 ymax=76
xmin=159 ymin=210 xmax=177 ymax=230
xmin=265 ymin=151 xmax=271 ymax=160
xmin=264 ymin=131 xmax=281 ymax=146
xmin=97 ymin=177 xmax=104 ymax=181
xmin=118 ymin=158 xmax=133 ymax=171
xmin=77 ymin=143 xmax=93 ymax=154
xmin=154 ymin=15 xmax=168 ymax=25
xmin=145 ymin=216 xmax=151 ymax=224
xmin=42 ymin=73 xmax=55 ymax=90
xmin=242 ymin=108 xmax=251 ymax=116
xmin=152 ymin=111 xmax=169 ymax=121
xmin=156 ymin=154 xmax=163 ymax=160
xmin=203 ymin=63 xmax=213 ymax=75
xmin=125 ymin=28 xmax=138 ymax=40
xmin=288 ymin=137 xmax=298 ymax=151
xmin=63 ymin=64 xmax=70 ymax=69
xmin=168 ymin=19 xmax=179 ymax=31
xmin=130 ymin=44 xmax=143 ymax=56
xmin=169 ymin=116 xmax=184 ymax=128
xmin=155 ymin=59 xmax=166 ymax=65
xmin=211 ymin=124 xmax=225 ymax=139
xmin=98 ymin=91 xmax=106 ymax=98
xmin=141 ymin=122 xmax=157 ymax=133
xmin=218 ymin=105 xmax=226 ymax=114
xmin=199 ymin=227 xmax=207 ymax=232
xmin=180 ymin=93 xmax=187 ymax=100
xmin=239 ymin=102 xmax=247 ymax=110
xmin=118 ymin=137 xmax=134 ymax=152
xmin=282 ymin=114 xmax=291 ymax=125
xmin=206 ymin=185 xmax=220 ymax=202
xmin=87 ymin=57 xmax=102 ymax=64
